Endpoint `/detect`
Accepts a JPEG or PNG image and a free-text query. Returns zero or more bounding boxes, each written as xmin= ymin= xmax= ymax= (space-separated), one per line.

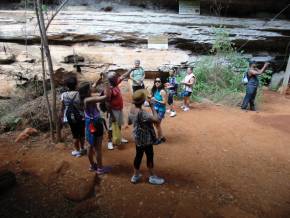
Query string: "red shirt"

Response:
xmin=110 ymin=78 xmax=123 ymax=110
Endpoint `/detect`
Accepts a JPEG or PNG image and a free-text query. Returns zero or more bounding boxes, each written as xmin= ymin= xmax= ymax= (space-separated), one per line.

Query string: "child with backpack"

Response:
xmin=128 ymin=89 xmax=165 ymax=185
xmin=60 ymin=77 xmax=86 ymax=157
xmin=79 ymin=75 xmax=111 ymax=174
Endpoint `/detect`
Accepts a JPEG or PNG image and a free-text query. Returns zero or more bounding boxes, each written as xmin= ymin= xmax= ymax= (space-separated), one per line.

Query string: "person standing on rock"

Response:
xmin=180 ymin=67 xmax=195 ymax=112
xmin=128 ymin=89 xmax=165 ymax=185
xmin=79 ymin=76 xmax=111 ymax=175
xmin=106 ymin=70 xmax=131 ymax=150
xmin=241 ymin=61 xmax=269 ymax=111
xmin=60 ymin=76 xmax=86 ymax=158
xmin=130 ymin=59 xmax=145 ymax=93
xmin=150 ymin=77 xmax=167 ymax=144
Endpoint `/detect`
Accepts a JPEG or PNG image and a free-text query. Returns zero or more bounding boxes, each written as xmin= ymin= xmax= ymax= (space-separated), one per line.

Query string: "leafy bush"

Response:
xmin=177 ymin=27 xmax=250 ymax=106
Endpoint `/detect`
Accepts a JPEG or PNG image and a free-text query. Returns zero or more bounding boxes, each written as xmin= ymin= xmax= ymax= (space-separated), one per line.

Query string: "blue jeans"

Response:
xmin=241 ymin=85 xmax=257 ymax=110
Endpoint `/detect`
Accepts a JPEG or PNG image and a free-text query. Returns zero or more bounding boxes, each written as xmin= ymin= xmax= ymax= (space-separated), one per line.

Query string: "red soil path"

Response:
xmin=1 ymin=87 xmax=290 ymax=218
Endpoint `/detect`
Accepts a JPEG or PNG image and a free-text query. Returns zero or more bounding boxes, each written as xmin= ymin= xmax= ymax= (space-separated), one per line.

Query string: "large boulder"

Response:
xmin=0 ymin=53 xmax=15 ymax=64
xmin=63 ymin=55 xmax=85 ymax=64
xmin=270 ymin=71 xmax=285 ymax=91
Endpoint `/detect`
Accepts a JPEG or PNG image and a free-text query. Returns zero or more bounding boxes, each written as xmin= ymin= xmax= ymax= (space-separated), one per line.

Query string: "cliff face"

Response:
xmin=200 ymin=0 xmax=290 ymax=18
xmin=1 ymin=0 xmax=289 ymax=19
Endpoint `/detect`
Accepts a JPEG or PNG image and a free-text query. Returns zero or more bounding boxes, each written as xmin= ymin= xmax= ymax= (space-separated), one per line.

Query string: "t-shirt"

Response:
xmin=128 ymin=109 xmax=155 ymax=146
xmin=61 ymin=91 xmax=83 ymax=122
xmin=110 ymin=78 xmax=123 ymax=110
xmin=167 ymin=76 xmax=177 ymax=90
xmin=130 ymin=67 xmax=145 ymax=86
xmin=183 ymin=73 xmax=195 ymax=92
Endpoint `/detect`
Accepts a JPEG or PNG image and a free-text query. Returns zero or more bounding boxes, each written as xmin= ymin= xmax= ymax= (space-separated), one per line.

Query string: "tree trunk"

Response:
xmin=35 ymin=0 xmax=60 ymax=142
xmin=41 ymin=45 xmax=54 ymax=140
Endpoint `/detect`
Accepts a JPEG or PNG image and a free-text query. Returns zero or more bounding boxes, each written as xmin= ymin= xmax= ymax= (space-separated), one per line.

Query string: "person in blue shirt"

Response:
xmin=150 ymin=77 xmax=167 ymax=144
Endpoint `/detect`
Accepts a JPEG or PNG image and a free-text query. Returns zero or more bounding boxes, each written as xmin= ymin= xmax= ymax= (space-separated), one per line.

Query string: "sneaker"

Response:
xmin=130 ymin=174 xmax=142 ymax=184
xmin=170 ymin=111 xmax=176 ymax=117
xmin=180 ymin=105 xmax=185 ymax=109
xmin=149 ymin=175 xmax=165 ymax=185
xmin=107 ymin=142 xmax=114 ymax=150
xmin=166 ymin=109 xmax=171 ymax=113
xmin=160 ymin=137 xmax=166 ymax=142
xmin=89 ymin=163 xmax=98 ymax=172
xmin=121 ymin=138 xmax=128 ymax=143
xmin=71 ymin=150 xmax=81 ymax=157
xmin=183 ymin=107 xmax=190 ymax=112
xmin=80 ymin=148 xmax=87 ymax=155
xmin=96 ymin=166 xmax=112 ymax=175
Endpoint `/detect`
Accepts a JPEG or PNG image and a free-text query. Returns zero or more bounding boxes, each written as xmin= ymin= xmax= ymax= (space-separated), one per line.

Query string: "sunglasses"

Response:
xmin=155 ymin=80 xmax=161 ymax=83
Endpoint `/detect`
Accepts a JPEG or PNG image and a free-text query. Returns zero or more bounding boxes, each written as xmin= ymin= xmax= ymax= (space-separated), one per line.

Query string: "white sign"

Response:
xmin=148 ymin=35 xmax=168 ymax=50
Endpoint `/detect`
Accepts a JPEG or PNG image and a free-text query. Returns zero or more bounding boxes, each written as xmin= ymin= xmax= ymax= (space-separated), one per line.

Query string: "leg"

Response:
xmin=250 ymin=87 xmax=258 ymax=111
xmin=88 ymin=145 xmax=95 ymax=166
xmin=95 ymin=136 xmax=103 ymax=168
xmin=133 ymin=146 xmax=144 ymax=172
xmin=107 ymin=115 xmax=113 ymax=150
xmin=74 ymin=139 xmax=80 ymax=151
xmin=131 ymin=146 xmax=144 ymax=183
xmin=154 ymin=122 xmax=163 ymax=139
xmin=241 ymin=85 xmax=254 ymax=110
xmin=144 ymin=145 xmax=154 ymax=176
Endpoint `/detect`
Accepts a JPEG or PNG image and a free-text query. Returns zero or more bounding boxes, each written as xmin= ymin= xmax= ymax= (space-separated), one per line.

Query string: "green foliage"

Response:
xmin=259 ymin=69 xmax=273 ymax=86
xmin=211 ymin=27 xmax=234 ymax=55
xmin=178 ymin=27 xmax=251 ymax=106
xmin=0 ymin=115 xmax=22 ymax=131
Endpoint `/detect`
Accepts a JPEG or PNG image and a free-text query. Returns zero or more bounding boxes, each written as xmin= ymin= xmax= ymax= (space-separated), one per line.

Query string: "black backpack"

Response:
xmin=66 ymin=93 xmax=82 ymax=124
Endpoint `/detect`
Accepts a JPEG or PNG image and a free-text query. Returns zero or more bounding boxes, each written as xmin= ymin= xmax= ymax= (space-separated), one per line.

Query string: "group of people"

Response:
xmin=60 ymin=58 xmax=267 ymax=185
xmin=60 ymin=60 xmax=196 ymax=185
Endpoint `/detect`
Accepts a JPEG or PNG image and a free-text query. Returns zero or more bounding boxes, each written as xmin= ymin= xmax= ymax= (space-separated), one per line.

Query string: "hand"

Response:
xmin=265 ymin=62 xmax=270 ymax=67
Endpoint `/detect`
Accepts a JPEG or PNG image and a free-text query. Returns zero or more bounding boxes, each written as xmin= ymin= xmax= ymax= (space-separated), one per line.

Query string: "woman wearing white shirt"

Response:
xmin=180 ymin=67 xmax=195 ymax=112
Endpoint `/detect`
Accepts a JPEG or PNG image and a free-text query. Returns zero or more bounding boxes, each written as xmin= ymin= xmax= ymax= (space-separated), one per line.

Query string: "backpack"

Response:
xmin=66 ymin=93 xmax=82 ymax=124
xmin=242 ymin=70 xmax=249 ymax=85
xmin=134 ymin=111 xmax=156 ymax=146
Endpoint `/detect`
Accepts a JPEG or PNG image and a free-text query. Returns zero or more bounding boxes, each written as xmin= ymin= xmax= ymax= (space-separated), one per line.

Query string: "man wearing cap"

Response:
xmin=128 ymin=89 xmax=165 ymax=185
xmin=241 ymin=61 xmax=269 ymax=111
xmin=130 ymin=60 xmax=145 ymax=93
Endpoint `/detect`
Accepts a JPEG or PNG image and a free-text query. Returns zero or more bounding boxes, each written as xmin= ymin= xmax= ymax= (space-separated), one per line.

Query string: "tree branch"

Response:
xmin=45 ymin=0 xmax=70 ymax=31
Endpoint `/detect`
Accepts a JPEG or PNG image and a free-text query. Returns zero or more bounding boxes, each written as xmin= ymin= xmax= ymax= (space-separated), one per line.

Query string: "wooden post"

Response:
xmin=280 ymin=55 xmax=290 ymax=95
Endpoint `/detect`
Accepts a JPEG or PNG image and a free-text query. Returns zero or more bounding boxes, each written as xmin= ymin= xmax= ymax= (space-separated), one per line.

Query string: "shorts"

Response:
xmin=68 ymin=120 xmax=85 ymax=139
xmin=157 ymin=110 xmax=165 ymax=120
xmin=109 ymin=109 xmax=124 ymax=128
xmin=167 ymin=90 xmax=175 ymax=105
xmin=132 ymin=84 xmax=145 ymax=93
xmin=182 ymin=91 xmax=192 ymax=97
xmin=85 ymin=118 xmax=104 ymax=146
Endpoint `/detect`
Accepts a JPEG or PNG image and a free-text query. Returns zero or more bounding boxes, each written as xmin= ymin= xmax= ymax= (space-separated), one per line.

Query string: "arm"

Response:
xmin=153 ymin=90 xmax=167 ymax=105
xmin=119 ymin=69 xmax=132 ymax=82
xmin=249 ymin=63 xmax=269 ymax=76
xmin=84 ymin=74 xmax=110 ymax=106
xmin=149 ymin=101 xmax=160 ymax=124
xmin=183 ymin=77 xmax=195 ymax=86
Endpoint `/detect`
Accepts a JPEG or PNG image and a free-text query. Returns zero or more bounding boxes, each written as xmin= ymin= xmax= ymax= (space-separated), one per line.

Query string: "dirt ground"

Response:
xmin=1 ymin=84 xmax=290 ymax=218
